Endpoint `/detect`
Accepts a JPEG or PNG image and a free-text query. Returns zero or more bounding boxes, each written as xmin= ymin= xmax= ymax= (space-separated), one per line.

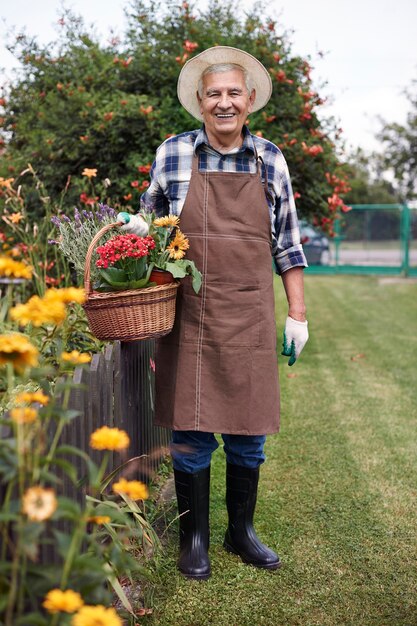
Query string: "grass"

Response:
xmin=143 ymin=275 xmax=417 ymax=626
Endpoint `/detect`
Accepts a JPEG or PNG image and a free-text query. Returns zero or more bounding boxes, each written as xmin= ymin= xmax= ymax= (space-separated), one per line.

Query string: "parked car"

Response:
xmin=299 ymin=220 xmax=330 ymax=265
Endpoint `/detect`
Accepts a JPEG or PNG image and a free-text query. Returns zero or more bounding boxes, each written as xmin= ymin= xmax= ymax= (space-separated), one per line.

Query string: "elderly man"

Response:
xmin=118 ymin=46 xmax=308 ymax=580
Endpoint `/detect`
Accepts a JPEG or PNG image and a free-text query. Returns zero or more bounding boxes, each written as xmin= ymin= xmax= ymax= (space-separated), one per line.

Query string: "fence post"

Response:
xmin=401 ymin=204 xmax=410 ymax=277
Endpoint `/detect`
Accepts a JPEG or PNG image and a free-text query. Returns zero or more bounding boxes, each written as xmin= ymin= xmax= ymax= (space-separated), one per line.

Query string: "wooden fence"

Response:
xmin=61 ymin=340 xmax=171 ymax=491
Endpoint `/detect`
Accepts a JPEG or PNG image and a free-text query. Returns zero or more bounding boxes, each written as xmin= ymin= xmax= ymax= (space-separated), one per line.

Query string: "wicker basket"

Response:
xmin=83 ymin=222 xmax=179 ymax=342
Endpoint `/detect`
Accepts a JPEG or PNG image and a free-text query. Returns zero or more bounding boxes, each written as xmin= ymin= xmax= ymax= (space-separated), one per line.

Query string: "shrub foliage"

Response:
xmin=1 ymin=0 xmax=350 ymax=231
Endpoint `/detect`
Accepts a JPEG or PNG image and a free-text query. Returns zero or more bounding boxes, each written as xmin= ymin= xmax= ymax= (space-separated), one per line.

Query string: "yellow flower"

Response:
xmin=82 ymin=168 xmax=97 ymax=178
xmin=22 ymin=486 xmax=57 ymax=521
xmin=10 ymin=295 xmax=67 ymax=326
xmin=72 ymin=605 xmax=122 ymax=626
xmin=0 ymin=177 xmax=14 ymax=190
xmin=16 ymin=390 xmax=50 ymax=405
xmin=61 ymin=350 xmax=92 ymax=365
xmin=0 ymin=256 xmax=33 ymax=280
xmin=0 ymin=333 xmax=39 ymax=372
xmin=43 ymin=589 xmax=84 ymax=614
xmin=10 ymin=407 xmax=38 ymax=424
xmin=112 ymin=477 xmax=149 ymax=501
xmin=46 ymin=287 xmax=86 ymax=305
xmin=9 ymin=212 xmax=24 ymax=224
xmin=90 ymin=426 xmax=130 ymax=451
xmin=153 ymin=215 xmax=180 ymax=228
xmin=167 ymin=229 xmax=189 ymax=260
xmin=87 ymin=515 xmax=111 ymax=524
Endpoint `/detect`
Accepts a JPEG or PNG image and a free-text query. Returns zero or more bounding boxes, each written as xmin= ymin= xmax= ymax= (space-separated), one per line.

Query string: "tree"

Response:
xmin=376 ymin=82 xmax=417 ymax=201
xmin=342 ymin=148 xmax=400 ymax=206
xmin=0 ymin=0 xmax=349 ymax=231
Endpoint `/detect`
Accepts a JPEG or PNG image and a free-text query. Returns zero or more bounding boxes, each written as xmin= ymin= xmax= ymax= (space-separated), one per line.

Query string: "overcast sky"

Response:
xmin=1 ymin=0 xmax=416 ymax=154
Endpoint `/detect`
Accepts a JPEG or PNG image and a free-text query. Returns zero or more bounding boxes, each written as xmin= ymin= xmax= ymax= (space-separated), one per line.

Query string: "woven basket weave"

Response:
xmin=83 ymin=222 xmax=179 ymax=342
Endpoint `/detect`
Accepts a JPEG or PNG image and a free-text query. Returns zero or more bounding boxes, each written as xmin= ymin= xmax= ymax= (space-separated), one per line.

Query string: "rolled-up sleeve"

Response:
xmin=268 ymin=154 xmax=308 ymax=275
xmin=140 ymin=145 xmax=169 ymax=216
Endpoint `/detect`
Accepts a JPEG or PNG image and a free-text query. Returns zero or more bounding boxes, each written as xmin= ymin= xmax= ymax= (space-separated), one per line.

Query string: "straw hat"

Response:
xmin=177 ymin=46 xmax=273 ymax=121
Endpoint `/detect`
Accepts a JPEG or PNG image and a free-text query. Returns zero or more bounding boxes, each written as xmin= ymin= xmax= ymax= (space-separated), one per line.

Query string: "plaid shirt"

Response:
xmin=141 ymin=126 xmax=307 ymax=274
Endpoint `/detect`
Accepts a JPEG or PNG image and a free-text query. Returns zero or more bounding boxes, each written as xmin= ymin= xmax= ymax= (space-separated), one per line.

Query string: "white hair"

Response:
xmin=197 ymin=63 xmax=253 ymax=97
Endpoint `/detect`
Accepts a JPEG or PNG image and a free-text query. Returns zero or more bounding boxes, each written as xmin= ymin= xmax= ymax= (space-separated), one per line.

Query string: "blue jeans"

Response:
xmin=171 ymin=430 xmax=266 ymax=473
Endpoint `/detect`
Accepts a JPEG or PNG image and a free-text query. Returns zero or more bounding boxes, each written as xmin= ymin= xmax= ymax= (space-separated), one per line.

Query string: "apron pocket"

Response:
xmin=184 ymin=281 xmax=261 ymax=347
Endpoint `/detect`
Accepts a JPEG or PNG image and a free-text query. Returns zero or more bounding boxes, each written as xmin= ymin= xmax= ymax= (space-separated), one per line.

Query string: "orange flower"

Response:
xmin=10 ymin=407 xmax=38 ymax=424
xmin=123 ymin=193 xmax=132 ymax=201
xmin=140 ymin=105 xmax=153 ymax=115
xmin=167 ymin=229 xmax=189 ymax=260
xmin=183 ymin=40 xmax=198 ymax=52
xmin=103 ymin=112 xmax=114 ymax=121
xmin=90 ymin=426 xmax=130 ymax=451
xmin=82 ymin=168 xmax=97 ymax=178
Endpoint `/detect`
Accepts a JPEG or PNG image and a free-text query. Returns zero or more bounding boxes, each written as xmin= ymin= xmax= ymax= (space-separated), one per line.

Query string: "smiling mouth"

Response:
xmin=215 ymin=113 xmax=235 ymax=118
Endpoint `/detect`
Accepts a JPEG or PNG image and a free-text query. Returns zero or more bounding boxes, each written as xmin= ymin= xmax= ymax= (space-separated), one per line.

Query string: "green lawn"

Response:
xmin=145 ymin=275 xmax=417 ymax=626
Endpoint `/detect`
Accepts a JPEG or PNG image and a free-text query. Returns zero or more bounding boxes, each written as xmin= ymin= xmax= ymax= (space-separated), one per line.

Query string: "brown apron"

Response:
xmin=154 ymin=149 xmax=280 ymax=435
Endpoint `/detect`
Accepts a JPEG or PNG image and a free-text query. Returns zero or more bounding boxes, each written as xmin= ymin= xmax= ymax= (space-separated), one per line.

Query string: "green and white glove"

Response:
xmin=281 ymin=316 xmax=309 ymax=366
xmin=117 ymin=212 xmax=149 ymax=237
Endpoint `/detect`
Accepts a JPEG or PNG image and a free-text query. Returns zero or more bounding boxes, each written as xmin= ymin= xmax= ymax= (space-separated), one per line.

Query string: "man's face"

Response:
xmin=197 ymin=69 xmax=256 ymax=143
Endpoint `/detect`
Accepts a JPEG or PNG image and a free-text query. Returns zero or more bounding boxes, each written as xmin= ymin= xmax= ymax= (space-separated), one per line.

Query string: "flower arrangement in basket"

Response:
xmin=81 ymin=210 xmax=202 ymax=342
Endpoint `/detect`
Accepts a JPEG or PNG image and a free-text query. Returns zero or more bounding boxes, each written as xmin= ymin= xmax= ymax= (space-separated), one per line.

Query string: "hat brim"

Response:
xmin=177 ymin=46 xmax=273 ymax=121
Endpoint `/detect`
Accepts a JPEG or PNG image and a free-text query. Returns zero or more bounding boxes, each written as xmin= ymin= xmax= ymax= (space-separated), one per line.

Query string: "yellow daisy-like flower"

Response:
xmin=82 ymin=168 xmax=98 ymax=178
xmin=0 ymin=333 xmax=39 ymax=372
xmin=90 ymin=426 xmax=130 ymax=451
xmin=72 ymin=605 xmax=122 ymax=626
xmin=46 ymin=287 xmax=86 ymax=305
xmin=9 ymin=212 xmax=24 ymax=224
xmin=43 ymin=589 xmax=84 ymax=614
xmin=87 ymin=515 xmax=111 ymax=524
xmin=167 ymin=229 xmax=189 ymax=260
xmin=10 ymin=295 xmax=67 ymax=327
xmin=0 ymin=256 xmax=33 ymax=280
xmin=22 ymin=486 xmax=57 ymax=521
xmin=10 ymin=407 xmax=38 ymax=424
xmin=15 ymin=390 xmax=50 ymax=405
xmin=153 ymin=214 xmax=180 ymax=228
xmin=112 ymin=477 xmax=149 ymax=501
xmin=61 ymin=350 xmax=92 ymax=365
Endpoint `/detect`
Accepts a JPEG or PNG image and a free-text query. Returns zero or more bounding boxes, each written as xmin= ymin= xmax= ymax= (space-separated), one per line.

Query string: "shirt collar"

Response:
xmin=194 ymin=125 xmax=256 ymax=155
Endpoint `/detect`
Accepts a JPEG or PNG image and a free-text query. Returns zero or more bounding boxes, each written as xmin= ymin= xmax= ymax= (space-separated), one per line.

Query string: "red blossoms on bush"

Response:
xmin=96 ymin=234 xmax=155 ymax=269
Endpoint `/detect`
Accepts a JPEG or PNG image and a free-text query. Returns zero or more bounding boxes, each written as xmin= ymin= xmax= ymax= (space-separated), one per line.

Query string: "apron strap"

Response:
xmin=256 ymin=153 xmax=274 ymax=205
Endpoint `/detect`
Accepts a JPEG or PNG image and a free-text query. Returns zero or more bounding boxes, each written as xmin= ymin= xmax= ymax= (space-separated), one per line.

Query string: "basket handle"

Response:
xmin=84 ymin=221 xmax=122 ymax=295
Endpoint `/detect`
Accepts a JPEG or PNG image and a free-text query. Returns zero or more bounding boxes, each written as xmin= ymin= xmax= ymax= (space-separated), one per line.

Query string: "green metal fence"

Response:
xmin=305 ymin=204 xmax=417 ymax=276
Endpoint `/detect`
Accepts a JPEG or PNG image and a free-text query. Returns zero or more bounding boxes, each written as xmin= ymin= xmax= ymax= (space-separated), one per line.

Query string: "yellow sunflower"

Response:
xmin=61 ymin=350 xmax=92 ymax=365
xmin=15 ymin=390 xmax=49 ymax=405
xmin=10 ymin=407 xmax=38 ymax=424
xmin=90 ymin=426 xmax=130 ymax=451
xmin=43 ymin=589 xmax=84 ymax=614
xmin=153 ymin=215 xmax=180 ymax=228
xmin=87 ymin=515 xmax=111 ymax=524
xmin=0 ymin=256 xmax=33 ymax=280
xmin=22 ymin=486 xmax=57 ymax=521
xmin=112 ymin=477 xmax=149 ymax=501
xmin=72 ymin=605 xmax=122 ymax=626
xmin=46 ymin=287 xmax=86 ymax=305
xmin=0 ymin=333 xmax=39 ymax=372
xmin=167 ymin=229 xmax=189 ymax=260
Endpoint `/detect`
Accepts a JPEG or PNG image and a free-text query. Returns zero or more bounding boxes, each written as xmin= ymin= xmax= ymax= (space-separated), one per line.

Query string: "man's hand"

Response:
xmin=281 ymin=316 xmax=309 ymax=366
xmin=117 ymin=212 xmax=149 ymax=237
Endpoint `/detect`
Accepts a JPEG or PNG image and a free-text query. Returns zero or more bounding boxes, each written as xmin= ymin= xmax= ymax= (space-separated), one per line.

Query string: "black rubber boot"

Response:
xmin=223 ymin=463 xmax=281 ymax=570
xmin=174 ymin=466 xmax=211 ymax=580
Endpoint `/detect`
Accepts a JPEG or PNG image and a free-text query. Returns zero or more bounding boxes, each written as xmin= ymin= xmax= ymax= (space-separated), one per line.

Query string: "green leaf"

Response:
xmin=165 ymin=261 xmax=187 ymax=278
xmin=100 ymin=266 xmax=128 ymax=282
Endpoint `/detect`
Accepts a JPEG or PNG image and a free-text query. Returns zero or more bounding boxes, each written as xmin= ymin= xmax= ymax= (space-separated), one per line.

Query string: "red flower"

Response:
xmin=140 ymin=180 xmax=150 ymax=191
xmin=176 ymin=53 xmax=189 ymax=65
xmin=131 ymin=180 xmax=140 ymax=188
xmin=140 ymin=105 xmax=153 ymax=115
xmin=294 ymin=192 xmax=301 ymax=200
xmin=103 ymin=112 xmax=114 ymax=121
xmin=137 ymin=164 xmax=151 ymax=174
xmin=80 ymin=193 xmax=98 ymax=206
xmin=122 ymin=57 xmax=133 ymax=67
xmin=183 ymin=40 xmax=198 ymax=52
xmin=95 ymin=234 xmax=156 ymax=269
xmin=123 ymin=193 xmax=132 ymax=201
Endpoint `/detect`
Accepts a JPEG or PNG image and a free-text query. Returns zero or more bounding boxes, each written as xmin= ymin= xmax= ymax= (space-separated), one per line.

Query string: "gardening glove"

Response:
xmin=117 ymin=212 xmax=149 ymax=237
xmin=281 ymin=316 xmax=309 ymax=366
